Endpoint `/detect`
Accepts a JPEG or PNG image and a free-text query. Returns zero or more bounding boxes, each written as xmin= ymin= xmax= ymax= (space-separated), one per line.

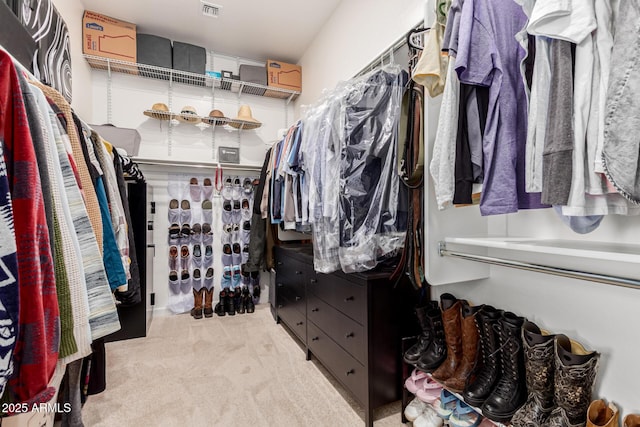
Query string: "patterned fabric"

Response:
xmin=31 ymin=81 xmax=103 ymax=253
xmin=19 ymin=0 xmax=72 ymax=102
xmin=49 ymin=109 xmax=120 ymax=342
xmin=18 ymin=72 xmax=76 ymax=359
xmin=0 ymin=143 xmax=18 ymax=400
xmin=0 ymin=50 xmax=59 ymax=404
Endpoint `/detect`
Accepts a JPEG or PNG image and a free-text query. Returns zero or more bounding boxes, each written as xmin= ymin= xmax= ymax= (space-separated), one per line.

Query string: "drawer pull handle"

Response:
xmin=312 ymin=337 xmax=319 ymax=341
xmin=277 ymin=283 xmax=284 ymax=287
xmin=346 ymin=369 xmax=355 ymax=376
xmin=310 ymin=279 xmax=318 ymax=284
xmin=311 ymin=308 xmax=319 ymax=312
xmin=345 ymin=332 xmax=354 ymax=338
xmin=295 ymin=296 xmax=302 ymax=301
xmin=295 ymin=270 xmax=303 ymax=275
xmin=344 ymin=296 xmax=355 ymax=302
xmin=296 ymin=321 xmax=304 ymax=326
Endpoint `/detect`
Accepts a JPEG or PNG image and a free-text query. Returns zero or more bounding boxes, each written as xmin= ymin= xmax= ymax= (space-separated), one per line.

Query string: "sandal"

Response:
xmin=449 ymin=400 xmax=482 ymax=427
xmin=434 ymin=390 xmax=459 ymax=420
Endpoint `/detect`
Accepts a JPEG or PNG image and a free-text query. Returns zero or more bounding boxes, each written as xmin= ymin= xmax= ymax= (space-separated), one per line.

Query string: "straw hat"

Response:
xmin=228 ymin=105 xmax=262 ymax=130
xmin=143 ymin=103 xmax=174 ymax=120
xmin=177 ymin=106 xmax=202 ymax=124
xmin=202 ymin=109 xmax=229 ymax=126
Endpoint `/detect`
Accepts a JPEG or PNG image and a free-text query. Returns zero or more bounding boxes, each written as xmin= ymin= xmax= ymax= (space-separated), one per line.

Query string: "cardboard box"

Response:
xmin=83 ymin=10 xmax=136 ymax=63
xmin=267 ymin=59 xmax=301 ymax=92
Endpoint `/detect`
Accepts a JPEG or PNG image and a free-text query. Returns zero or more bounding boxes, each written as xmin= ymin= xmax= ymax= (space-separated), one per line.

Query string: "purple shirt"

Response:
xmin=455 ymin=0 xmax=546 ymax=215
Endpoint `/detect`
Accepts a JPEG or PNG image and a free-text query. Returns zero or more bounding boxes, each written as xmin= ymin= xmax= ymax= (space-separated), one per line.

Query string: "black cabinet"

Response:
xmin=105 ymin=181 xmax=154 ymax=342
xmin=275 ymin=245 xmax=406 ymax=427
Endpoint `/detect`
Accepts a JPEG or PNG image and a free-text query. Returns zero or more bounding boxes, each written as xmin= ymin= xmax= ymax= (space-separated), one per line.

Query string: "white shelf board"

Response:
xmin=443 ymin=237 xmax=640 ymax=264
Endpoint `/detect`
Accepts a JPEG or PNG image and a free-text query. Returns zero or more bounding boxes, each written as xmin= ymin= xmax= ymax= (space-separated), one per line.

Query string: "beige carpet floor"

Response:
xmin=82 ymin=304 xmax=404 ymax=426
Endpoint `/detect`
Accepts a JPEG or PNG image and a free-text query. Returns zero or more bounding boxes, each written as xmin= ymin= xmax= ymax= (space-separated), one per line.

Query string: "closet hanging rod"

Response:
xmin=438 ymin=242 xmax=640 ymax=290
xmin=132 ymin=157 xmax=262 ymax=172
xmin=355 ymin=20 xmax=424 ymax=77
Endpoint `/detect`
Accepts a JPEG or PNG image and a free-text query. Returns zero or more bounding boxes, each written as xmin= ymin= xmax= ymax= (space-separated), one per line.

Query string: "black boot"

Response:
xmin=236 ymin=288 xmax=245 ymax=314
xmin=511 ymin=321 xmax=557 ymax=427
xmin=225 ymin=289 xmax=236 ymax=316
xmin=404 ymin=300 xmax=439 ymax=365
xmin=244 ymin=287 xmax=255 ymax=313
xmin=415 ymin=308 xmax=447 ymax=372
xmin=215 ymin=289 xmax=227 ymax=317
xmin=463 ymin=305 xmax=503 ymax=407
xmin=482 ymin=312 xmax=527 ymax=423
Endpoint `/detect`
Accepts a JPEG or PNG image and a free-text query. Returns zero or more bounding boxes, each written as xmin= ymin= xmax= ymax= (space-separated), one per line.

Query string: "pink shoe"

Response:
xmin=405 ymin=369 xmax=430 ymax=394
xmin=416 ymin=376 xmax=444 ymax=404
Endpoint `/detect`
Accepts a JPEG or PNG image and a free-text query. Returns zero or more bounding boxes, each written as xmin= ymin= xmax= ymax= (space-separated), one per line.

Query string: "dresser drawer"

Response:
xmin=307 ymin=293 xmax=365 ymax=363
xmin=309 ymin=273 xmax=366 ymax=324
xmin=308 ymin=321 xmax=366 ymax=404
xmin=278 ymin=296 xmax=307 ymax=344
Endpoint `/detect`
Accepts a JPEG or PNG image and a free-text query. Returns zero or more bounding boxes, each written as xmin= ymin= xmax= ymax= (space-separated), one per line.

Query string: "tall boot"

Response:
xmin=511 ymin=321 xmax=557 ymax=427
xmin=203 ymin=287 xmax=214 ymax=318
xmin=404 ymin=300 xmax=439 ymax=365
xmin=625 ymin=415 xmax=640 ymax=427
xmin=463 ymin=305 xmax=503 ymax=407
xmin=225 ymin=289 xmax=236 ymax=316
xmin=587 ymin=400 xmax=619 ymax=427
xmin=482 ymin=312 xmax=527 ymax=423
xmin=444 ymin=302 xmax=482 ymax=392
xmin=190 ymin=288 xmax=204 ymax=319
xmin=432 ymin=294 xmax=463 ymax=381
xmin=214 ymin=288 xmax=227 ymax=317
xmin=415 ymin=308 xmax=447 ymax=372
xmin=543 ymin=337 xmax=599 ymax=427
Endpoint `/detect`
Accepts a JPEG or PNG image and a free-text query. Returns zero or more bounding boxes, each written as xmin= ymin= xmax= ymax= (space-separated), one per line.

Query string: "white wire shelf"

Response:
xmin=84 ymin=54 xmax=300 ymax=101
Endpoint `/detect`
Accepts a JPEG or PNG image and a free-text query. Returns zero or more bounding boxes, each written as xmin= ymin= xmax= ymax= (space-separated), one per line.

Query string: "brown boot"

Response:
xmin=203 ymin=287 xmax=214 ymax=318
xmin=191 ymin=288 xmax=204 ymax=319
xmin=431 ymin=294 xmax=463 ymax=382
xmin=625 ymin=415 xmax=640 ymax=427
xmin=587 ymin=400 xmax=619 ymax=427
xmin=443 ymin=302 xmax=481 ymax=391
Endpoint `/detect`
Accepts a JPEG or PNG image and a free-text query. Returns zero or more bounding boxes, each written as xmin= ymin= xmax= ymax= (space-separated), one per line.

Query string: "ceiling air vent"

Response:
xmin=201 ymin=1 xmax=222 ymax=18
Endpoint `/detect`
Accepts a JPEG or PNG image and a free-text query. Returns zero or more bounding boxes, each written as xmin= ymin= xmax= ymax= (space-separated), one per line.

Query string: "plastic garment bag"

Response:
xmin=301 ymin=65 xmax=407 ymax=273
xmin=338 ymin=65 xmax=407 ymax=272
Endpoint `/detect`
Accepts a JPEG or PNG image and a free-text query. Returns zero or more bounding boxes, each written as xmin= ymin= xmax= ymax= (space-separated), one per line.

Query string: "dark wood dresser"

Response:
xmin=274 ymin=245 xmax=405 ymax=427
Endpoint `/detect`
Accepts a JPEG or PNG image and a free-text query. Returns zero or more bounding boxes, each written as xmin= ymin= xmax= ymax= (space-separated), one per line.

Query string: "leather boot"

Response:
xmin=625 ymin=415 xmax=640 ymax=427
xmin=432 ymin=294 xmax=463 ymax=381
xmin=463 ymin=305 xmax=503 ymax=407
xmin=225 ymin=289 xmax=236 ymax=316
xmin=236 ymin=288 xmax=246 ymax=314
xmin=511 ymin=321 xmax=557 ymax=427
xmin=404 ymin=300 xmax=439 ymax=364
xmin=415 ymin=308 xmax=446 ymax=372
xmin=214 ymin=288 xmax=227 ymax=317
xmin=444 ymin=302 xmax=482 ymax=392
xmin=190 ymin=288 xmax=204 ymax=319
xmin=203 ymin=287 xmax=214 ymax=318
xmin=482 ymin=312 xmax=527 ymax=423
xmin=542 ymin=337 xmax=600 ymax=427
xmin=587 ymin=400 xmax=619 ymax=427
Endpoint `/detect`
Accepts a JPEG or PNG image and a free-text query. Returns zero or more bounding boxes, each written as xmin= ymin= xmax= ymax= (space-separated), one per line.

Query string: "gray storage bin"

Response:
xmin=90 ymin=124 xmax=141 ymax=157
xmin=136 ymin=34 xmax=172 ymax=79
xmin=172 ymin=41 xmax=206 ymax=85
xmin=239 ymin=64 xmax=267 ymax=95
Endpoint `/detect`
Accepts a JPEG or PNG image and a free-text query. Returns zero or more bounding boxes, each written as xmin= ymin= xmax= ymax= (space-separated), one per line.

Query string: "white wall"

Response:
xmin=52 ymin=0 xmax=93 ymax=119
xmin=295 ymin=0 xmax=425 ymax=113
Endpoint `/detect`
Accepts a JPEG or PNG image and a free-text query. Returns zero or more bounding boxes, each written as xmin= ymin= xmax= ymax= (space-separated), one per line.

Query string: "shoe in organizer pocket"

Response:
xmin=192 ymin=244 xmax=202 ymax=267
xmin=232 ymin=243 xmax=242 ymax=265
xmin=180 ymin=199 xmax=191 ymax=223
xmin=190 ymin=223 xmax=202 ymax=243
xmin=168 ymin=199 xmax=180 ymax=222
xmin=204 ymin=267 xmax=214 ymax=289
xmin=169 ymin=223 xmax=181 ymax=241
xmin=241 ymin=220 xmax=251 ymax=245
xmin=232 ymin=199 xmax=241 ymax=223
xmin=202 ymin=199 xmax=213 ymax=224
xmin=241 ymin=244 xmax=249 ymax=264
xmin=189 ymin=177 xmax=202 ymax=202
xmin=202 ymin=223 xmax=213 ymax=244
xmin=180 ymin=270 xmax=191 ymax=293
xmin=222 ymin=243 xmax=233 ymax=266
xmin=222 ymin=199 xmax=233 ymax=224
xmin=231 ymin=264 xmax=241 ymax=288
xmin=192 ymin=268 xmax=202 ymax=290
xmin=204 ymin=244 xmax=214 ymax=266
xmin=180 ymin=245 xmax=190 ymax=270
xmin=169 ymin=245 xmax=178 ymax=270
xmin=202 ymin=177 xmax=213 ymax=199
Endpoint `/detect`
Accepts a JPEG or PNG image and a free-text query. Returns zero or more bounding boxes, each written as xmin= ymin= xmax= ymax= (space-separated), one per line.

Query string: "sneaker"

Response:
xmin=232 ymin=242 xmax=242 ymax=265
xmin=404 ymin=397 xmax=429 ymax=422
xmin=241 ymin=198 xmax=251 ymax=221
xmin=414 ymin=406 xmax=444 ymax=427
xmin=221 ymin=265 xmax=232 ymax=289
xmin=242 ymin=177 xmax=253 ymax=195
xmin=232 ymin=199 xmax=241 ymax=223
xmin=232 ymin=176 xmax=242 ymax=200
xmin=231 ymin=265 xmax=241 ymax=288
xmin=221 ymin=176 xmax=233 ymax=200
